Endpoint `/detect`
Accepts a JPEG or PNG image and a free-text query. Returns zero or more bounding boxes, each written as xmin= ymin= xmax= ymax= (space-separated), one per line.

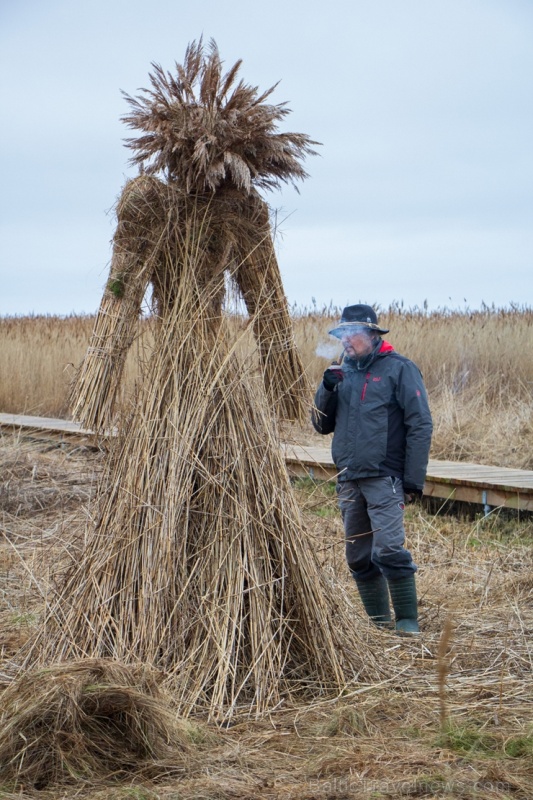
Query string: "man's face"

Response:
xmin=340 ymin=326 xmax=375 ymax=358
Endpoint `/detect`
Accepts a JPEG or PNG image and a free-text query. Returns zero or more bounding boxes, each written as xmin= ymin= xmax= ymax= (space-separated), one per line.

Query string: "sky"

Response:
xmin=1 ymin=0 xmax=532 ymax=316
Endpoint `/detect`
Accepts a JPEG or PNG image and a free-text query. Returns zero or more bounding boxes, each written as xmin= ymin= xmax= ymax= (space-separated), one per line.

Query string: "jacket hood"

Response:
xmin=379 ymin=340 xmax=394 ymax=354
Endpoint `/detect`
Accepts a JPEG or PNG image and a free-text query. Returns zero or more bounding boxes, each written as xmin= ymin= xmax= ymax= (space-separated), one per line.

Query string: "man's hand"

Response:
xmin=404 ymin=486 xmax=423 ymax=504
xmin=323 ymin=367 xmax=344 ymax=391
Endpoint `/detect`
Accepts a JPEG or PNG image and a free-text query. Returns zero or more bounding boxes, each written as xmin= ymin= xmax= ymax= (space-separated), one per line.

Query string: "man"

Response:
xmin=312 ymin=304 xmax=433 ymax=634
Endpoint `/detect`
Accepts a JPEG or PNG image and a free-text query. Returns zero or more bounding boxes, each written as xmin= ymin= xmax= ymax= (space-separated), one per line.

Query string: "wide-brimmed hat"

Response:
xmin=328 ymin=304 xmax=389 ymax=338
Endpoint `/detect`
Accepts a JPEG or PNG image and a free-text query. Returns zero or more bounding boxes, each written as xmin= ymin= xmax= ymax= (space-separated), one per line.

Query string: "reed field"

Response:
xmin=2 ymin=304 xmax=533 ymax=468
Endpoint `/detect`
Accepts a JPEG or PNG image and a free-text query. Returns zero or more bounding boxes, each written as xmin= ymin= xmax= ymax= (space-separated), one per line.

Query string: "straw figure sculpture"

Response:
xmin=23 ymin=40 xmax=384 ymax=719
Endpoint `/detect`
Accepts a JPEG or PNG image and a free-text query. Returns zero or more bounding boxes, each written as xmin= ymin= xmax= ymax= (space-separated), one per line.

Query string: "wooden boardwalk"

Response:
xmin=2 ymin=413 xmax=533 ymax=513
xmin=283 ymin=445 xmax=533 ymax=513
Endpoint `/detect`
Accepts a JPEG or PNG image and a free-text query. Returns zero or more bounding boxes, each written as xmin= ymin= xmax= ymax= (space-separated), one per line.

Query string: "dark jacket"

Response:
xmin=312 ymin=341 xmax=433 ymax=490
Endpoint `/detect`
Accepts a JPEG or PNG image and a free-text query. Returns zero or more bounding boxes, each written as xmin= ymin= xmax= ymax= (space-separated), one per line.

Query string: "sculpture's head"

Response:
xmin=121 ymin=39 xmax=318 ymax=196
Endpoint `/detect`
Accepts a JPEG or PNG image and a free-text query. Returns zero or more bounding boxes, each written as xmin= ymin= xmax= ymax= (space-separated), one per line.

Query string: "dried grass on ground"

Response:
xmin=0 ymin=659 xmax=195 ymax=788
xmin=1 ymin=432 xmax=531 ymax=798
xmin=2 ymin=305 xmax=533 ymax=467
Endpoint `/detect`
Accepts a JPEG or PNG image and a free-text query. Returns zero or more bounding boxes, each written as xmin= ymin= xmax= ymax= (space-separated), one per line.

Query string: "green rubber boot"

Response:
xmin=354 ymin=573 xmax=392 ymax=628
xmin=387 ymin=574 xmax=419 ymax=635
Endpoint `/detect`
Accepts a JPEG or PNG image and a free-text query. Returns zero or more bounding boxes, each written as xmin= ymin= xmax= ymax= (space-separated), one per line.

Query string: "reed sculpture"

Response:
xmin=26 ymin=40 xmax=382 ymax=718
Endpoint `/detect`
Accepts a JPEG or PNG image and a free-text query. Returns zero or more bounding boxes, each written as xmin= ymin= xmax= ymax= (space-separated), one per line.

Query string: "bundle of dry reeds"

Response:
xmin=28 ymin=198 xmax=386 ymax=718
xmin=0 ymin=659 xmax=193 ymax=787
xmin=69 ymin=177 xmax=166 ymax=430
xmin=24 ymin=39 xmax=383 ymax=720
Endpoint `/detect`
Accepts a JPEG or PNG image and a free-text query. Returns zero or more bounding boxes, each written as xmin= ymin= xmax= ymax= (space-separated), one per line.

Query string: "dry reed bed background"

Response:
xmin=0 ymin=433 xmax=532 ymax=798
xmin=2 ymin=305 xmax=533 ymax=468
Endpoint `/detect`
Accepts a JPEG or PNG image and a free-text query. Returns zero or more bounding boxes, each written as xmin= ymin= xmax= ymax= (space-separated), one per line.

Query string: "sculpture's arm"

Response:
xmin=234 ymin=196 xmax=311 ymax=423
xmin=70 ymin=176 xmax=165 ymax=431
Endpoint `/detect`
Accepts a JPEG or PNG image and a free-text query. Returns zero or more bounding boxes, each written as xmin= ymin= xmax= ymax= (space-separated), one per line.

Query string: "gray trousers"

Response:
xmin=336 ymin=477 xmax=417 ymax=581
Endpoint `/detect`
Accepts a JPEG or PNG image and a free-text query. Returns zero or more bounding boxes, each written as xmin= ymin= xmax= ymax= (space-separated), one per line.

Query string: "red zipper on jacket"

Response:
xmin=361 ymin=372 xmax=371 ymax=401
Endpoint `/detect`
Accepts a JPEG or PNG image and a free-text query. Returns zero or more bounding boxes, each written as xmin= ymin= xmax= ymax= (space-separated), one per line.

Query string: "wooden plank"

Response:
xmin=282 ymin=442 xmax=533 ymax=511
xmin=0 ymin=413 xmax=107 ymax=449
xmin=283 ymin=444 xmax=533 ymax=489
xmin=0 ymin=413 xmax=91 ymax=434
xmin=423 ymin=481 xmax=533 ymax=512
xmin=3 ymin=414 xmax=533 ymax=510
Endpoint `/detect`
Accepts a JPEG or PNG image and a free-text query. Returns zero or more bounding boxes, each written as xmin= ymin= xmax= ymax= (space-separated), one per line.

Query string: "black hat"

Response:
xmin=328 ymin=304 xmax=389 ymax=338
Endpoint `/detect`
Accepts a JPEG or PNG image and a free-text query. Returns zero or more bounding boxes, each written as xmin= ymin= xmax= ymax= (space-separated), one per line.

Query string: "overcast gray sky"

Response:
xmin=1 ymin=0 xmax=532 ymax=316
